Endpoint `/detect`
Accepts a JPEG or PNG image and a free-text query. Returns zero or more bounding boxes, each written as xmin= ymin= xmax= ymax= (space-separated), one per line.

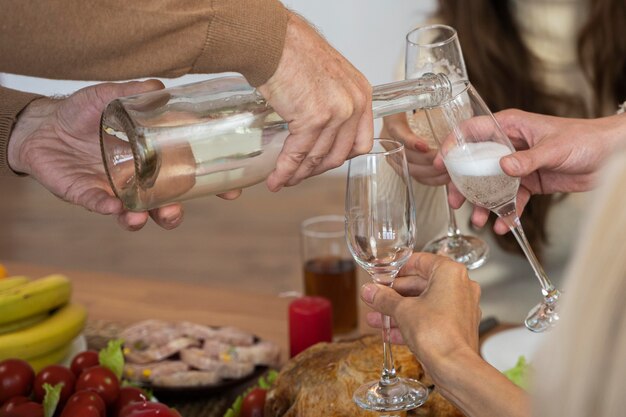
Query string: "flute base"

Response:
xmin=353 ymin=377 xmax=429 ymax=412
xmin=422 ymin=234 xmax=489 ymax=270
xmin=524 ymin=289 xmax=561 ymax=333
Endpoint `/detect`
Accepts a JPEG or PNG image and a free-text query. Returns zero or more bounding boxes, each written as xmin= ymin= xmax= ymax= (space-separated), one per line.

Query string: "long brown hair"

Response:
xmin=437 ymin=0 xmax=626 ymax=257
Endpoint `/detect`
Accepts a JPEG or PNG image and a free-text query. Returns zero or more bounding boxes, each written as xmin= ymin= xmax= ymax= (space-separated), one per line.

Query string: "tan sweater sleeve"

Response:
xmin=0 ymin=0 xmax=288 ymax=86
xmin=0 ymin=87 xmax=43 ymax=176
xmin=0 ymin=0 xmax=289 ymax=176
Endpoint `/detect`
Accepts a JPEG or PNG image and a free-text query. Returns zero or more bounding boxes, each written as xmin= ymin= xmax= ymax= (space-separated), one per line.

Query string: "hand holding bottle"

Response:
xmin=7 ymin=80 xmax=240 ymax=231
xmin=258 ymin=13 xmax=373 ymax=191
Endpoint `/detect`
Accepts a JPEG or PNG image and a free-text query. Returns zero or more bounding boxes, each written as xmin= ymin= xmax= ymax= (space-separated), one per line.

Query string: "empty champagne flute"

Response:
xmin=406 ymin=24 xmax=489 ymax=270
xmin=345 ymin=139 xmax=429 ymax=411
xmin=425 ymin=82 xmax=561 ymax=332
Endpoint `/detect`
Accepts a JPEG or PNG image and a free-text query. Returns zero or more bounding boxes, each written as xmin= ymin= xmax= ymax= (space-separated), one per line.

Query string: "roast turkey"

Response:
xmin=266 ymin=335 xmax=464 ymax=417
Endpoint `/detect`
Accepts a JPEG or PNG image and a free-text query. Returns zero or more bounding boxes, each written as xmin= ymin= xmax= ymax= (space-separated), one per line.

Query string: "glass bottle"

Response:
xmin=100 ymin=73 xmax=451 ymax=211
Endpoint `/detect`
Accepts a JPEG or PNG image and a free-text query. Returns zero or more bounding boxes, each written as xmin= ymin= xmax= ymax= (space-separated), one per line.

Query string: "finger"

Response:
xmin=265 ymin=133 xmax=315 ymax=192
xmin=287 ymin=122 xmax=340 ymax=186
xmin=306 ymin=118 xmax=357 ymax=180
xmin=500 ymin=146 xmax=557 ymax=179
xmin=397 ymin=252 xmax=444 ymax=279
xmin=365 ymin=311 xmax=398 ymax=328
xmin=77 ymin=187 xmax=124 ymax=215
xmin=383 ymin=113 xmax=430 ymax=153
xmin=349 ymin=85 xmax=374 ymax=156
xmin=360 ymin=283 xmax=404 ymax=317
xmin=391 ymin=275 xmax=430 ymax=296
xmin=470 ymin=206 xmax=491 ymax=229
xmin=217 ymin=189 xmax=242 ymax=200
xmin=89 ymin=79 xmax=165 ymax=108
xmin=117 ymin=211 xmax=150 ymax=231
xmin=446 ymin=182 xmax=466 ymax=209
xmin=148 ymin=204 xmax=184 ymax=230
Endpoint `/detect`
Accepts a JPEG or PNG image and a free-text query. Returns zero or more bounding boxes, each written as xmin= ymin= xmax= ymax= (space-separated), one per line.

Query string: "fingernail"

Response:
xmin=361 ymin=283 xmax=378 ymax=303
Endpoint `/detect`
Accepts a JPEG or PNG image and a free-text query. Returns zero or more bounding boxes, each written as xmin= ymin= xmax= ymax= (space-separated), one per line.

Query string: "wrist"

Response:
xmin=8 ymin=97 xmax=56 ymax=174
xmin=425 ymin=346 xmax=483 ymax=390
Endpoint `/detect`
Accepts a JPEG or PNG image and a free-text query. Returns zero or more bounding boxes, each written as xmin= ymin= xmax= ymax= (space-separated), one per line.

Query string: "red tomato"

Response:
xmin=75 ymin=366 xmax=119 ymax=405
xmin=111 ymin=387 xmax=149 ymax=417
xmin=0 ymin=396 xmax=29 ymax=413
xmin=33 ymin=365 xmax=76 ymax=403
xmin=119 ymin=402 xmax=177 ymax=417
xmin=0 ymin=359 xmax=35 ymax=404
xmin=69 ymin=351 xmax=99 ymax=377
xmin=240 ymin=388 xmax=267 ymax=417
xmin=60 ymin=391 xmax=106 ymax=417
xmin=0 ymin=401 xmax=43 ymax=417
xmin=58 ymin=406 xmax=100 ymax=417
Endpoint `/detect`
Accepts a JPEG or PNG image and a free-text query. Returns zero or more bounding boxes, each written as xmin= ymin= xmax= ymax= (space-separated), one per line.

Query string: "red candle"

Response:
xmin=289 ymin=296 xmax=333 ymax=357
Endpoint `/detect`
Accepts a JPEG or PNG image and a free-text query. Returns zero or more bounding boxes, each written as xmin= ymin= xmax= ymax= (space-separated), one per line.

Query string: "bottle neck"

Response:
xmin=371 ymin=73 xmax=452 ymax=119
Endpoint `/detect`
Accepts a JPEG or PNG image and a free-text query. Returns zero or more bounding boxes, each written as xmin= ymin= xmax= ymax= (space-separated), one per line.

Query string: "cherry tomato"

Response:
xmin=33 ymin=365 xmax=76 ymax=404
xmin=0 ymin=401 xmax=43 ymax=417
xmin=0 ymin=396 xmax=29 ymax=413
xmin=58 ymin=406 xmax=100 ymax=417
xmin=60 ymin=391 xmax=106 ymax=417
xmin=0 ymin=359 xmax=35 ymax=404
xmin=69 ymin=351 xmax=99 ymax=377
xmin=119 ymin=402 xmax=177 ymax=417
xmin=240 ymin=388 xmax=267 ymax=417
xmin=75 ymin=366 xmax=119 ymax=405
xmin=111 ymin=387 xmax=149 ymax=417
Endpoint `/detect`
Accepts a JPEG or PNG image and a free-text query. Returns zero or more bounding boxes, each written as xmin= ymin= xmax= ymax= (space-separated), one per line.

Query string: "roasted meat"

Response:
xmin=265 ymin=335 xmax=464 ymax=417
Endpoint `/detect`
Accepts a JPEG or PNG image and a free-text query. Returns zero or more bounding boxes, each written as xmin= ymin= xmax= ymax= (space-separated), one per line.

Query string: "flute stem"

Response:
xmin=380 ymin=314 xmax=399 ymax=386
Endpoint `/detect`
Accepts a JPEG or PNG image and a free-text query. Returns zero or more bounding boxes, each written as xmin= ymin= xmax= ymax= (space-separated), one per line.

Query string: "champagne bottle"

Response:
xmin=100 ymin=73 xmax=451 ymax=211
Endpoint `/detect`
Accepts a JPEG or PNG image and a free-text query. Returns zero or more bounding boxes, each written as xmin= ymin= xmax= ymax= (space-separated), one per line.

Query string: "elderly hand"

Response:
xmin=7 ymin=80 xmax=241 ymax=231
xmin=258 ymin=13 xmax=373 ymax=191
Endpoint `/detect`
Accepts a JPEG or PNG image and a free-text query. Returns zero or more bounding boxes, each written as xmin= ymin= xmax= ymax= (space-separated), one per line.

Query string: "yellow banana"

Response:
xmin=0 ymin=274 xmax=71 ymax=325
xmin=28 ymin=342 xmax=73 ymax=373
xmin=0 ymin=276 xmax=29 ymax=292
xmin=0 ymin=303 xmax=86 ymax=360
xmin=0 ymin=311 xmax=50 ymax=335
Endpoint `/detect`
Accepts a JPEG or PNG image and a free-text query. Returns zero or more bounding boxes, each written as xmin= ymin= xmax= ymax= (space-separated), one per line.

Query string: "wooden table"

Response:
xmin=2 ymin=261 xmax=294 ymax=361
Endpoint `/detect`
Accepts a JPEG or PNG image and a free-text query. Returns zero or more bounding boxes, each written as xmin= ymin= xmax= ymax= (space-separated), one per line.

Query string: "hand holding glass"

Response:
xmin=425 ymin=82 xmax=561 ymax=332
xmin=405 ymin=24 xmax=489 ymax=269
xmin=345 ymin=139 xmax=428 ymax=411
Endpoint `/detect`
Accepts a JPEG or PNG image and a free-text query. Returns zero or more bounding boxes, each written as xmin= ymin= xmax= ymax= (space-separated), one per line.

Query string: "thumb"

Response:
xmin=360 ymin=283 xmax=403 ymax=316
xmin=500 ymin=147 xmax=550 ymax=177
xmin=85 ymin=79 xmax=166 ymax=108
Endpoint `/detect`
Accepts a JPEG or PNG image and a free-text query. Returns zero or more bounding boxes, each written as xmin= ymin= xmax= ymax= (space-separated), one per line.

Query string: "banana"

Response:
xmin=0 ymin=276 xmax=29 ymax=292
xmin=28 ymin=342 xmax=73 ymax=373
xmin=0 ymin=303 xmax=87 ymax=360
xmin=0 ymin=311 xmax=49 ymax=335
xmin=0 ymin=274 xmax=71 ymax=325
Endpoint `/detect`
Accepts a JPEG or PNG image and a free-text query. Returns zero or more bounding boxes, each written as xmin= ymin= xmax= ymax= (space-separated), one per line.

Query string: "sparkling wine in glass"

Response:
xmin=345 ymin=139 xmax=429 ymax=411
xmin=405 ymin=24 xmax=489 ymax=270
xmin=425 ymin=82 xmax=561 ymax=332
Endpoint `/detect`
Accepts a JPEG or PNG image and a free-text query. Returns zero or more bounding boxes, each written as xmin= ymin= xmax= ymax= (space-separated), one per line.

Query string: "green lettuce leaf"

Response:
xmin=503 ymin=355 xmax=533 ymax=390
xmin=43 ymin=383 xmax=62 ymax=417
xmin=99 ymin=339 xmax=125 ymax=379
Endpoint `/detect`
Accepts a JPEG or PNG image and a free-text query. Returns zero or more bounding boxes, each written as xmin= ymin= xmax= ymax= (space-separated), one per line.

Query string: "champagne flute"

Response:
xmin=345 ymin=139 xmax=429 ymax=411
xmin=425 ymin=82 xmax=561 ymax=332
xmin=406 ymin=24 xmax=489 ymax=269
